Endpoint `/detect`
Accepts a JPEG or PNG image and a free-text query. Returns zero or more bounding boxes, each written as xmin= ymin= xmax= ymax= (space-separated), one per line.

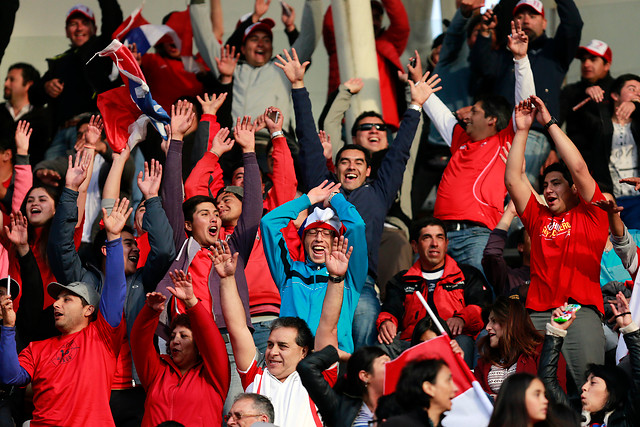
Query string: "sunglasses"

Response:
xmin=356 ymin=123 xmax=387 ymax=132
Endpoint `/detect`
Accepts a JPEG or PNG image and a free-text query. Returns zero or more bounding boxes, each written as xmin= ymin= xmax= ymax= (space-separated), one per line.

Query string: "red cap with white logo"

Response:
xmin=66 ymin=4 xmax=95 ymax=24
xmin=576 ymin=39 xmax=612 ymax=63
xmin=513 ymin=0 xmax=545 ymax=18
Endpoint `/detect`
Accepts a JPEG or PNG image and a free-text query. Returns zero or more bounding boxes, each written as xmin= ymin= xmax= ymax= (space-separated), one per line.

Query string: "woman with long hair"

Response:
xmin=487 ymin=373 xmax=560 ymax=427
xmin=540 ymin=293 xmax=640 ymax=427
xmin=475 ymin=297 xmax=566 ymax=396
xmin=382 ymin=359 xmax=457 ymax=427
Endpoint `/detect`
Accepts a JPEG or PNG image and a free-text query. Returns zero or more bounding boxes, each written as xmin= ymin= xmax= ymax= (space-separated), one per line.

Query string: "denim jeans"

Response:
xmin=446 ymin=226 xmax=491 ymax=275
xmin=352 ymin=275 xmax=381 ymax=350
xmin=524 ymin=129 xmax=551 ymax=189
xmin=454 ymin=334 xmax=476 ymax=369
xmin=251 ymin=319 xmax=275 ymax=355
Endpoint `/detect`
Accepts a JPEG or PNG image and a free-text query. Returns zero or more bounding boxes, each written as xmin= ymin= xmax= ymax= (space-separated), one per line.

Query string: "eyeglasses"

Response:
xmin=356 ymin=123 xmax=387 ymax=132
xmin=305 ymin=228 xmax=334 ymax=237
xmin=223 ymin=412 xmax=263 ymax=422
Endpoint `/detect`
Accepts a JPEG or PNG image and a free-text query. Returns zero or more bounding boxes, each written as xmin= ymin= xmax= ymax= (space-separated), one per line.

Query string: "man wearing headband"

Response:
xmin=261 ymin=181 xmax=367 ymax=353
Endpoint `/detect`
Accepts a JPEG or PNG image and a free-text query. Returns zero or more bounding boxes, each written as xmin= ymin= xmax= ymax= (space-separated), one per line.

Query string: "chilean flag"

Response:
xmin=384 ymin=334 xmax=493 ymax=426
xmin=94 ymin=39 xmax=170 ymax=152
xmin=112 ymin=4 xmax=182 ymax=55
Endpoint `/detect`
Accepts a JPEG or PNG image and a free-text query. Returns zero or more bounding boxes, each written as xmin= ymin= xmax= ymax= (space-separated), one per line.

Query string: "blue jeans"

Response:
xmin=446 ymin=226 xmax=490 ymax=275
xmin=524 ymin=129 xmax=551 ymax=189
xmin=352 ymin=275 xmax=381 ymax=350
xmin=251 ymin=319 xmax=275 ymax=355
xmin=454 ymin=334 xmax=476 ymax=369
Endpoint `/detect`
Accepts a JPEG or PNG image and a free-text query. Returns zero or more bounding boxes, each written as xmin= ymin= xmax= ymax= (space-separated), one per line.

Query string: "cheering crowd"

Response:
xmin=0 ymin=0 xmax=639 ymax=426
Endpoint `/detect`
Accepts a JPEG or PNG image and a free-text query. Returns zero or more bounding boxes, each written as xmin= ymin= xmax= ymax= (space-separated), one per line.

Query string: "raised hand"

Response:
xmin=514 ymin=98 xmax=536 ymax=131
xmin=275 ymin=48 xmax=309 ymax=89
xmin=233 ymin=116 xmax=256 ymax=153
xmin=620 ymin=177 xmax=640 ymax=191
xmin=1 ymin=295 xmax=16 ymax=327
xmin=137 ymin=159 xmax=163 ymax=199
xmin=167 ymin=269 xmax=198 ymax=308
xmin=170 ymin=100 xmax=195 ymax=141
xmin=35 ymin=169 xmax=62 ymax=187
xmin=529 ymin=95 xmax=553 ymax=126
xmin=65 ymin=149 xmax=92 ymax=192
xmin=14 ymin=121 xmax=32 ymax=156
xmin=197 ymin=92 xmax=228 ymax=116
xmin=480 ymin=9 xmax=497 ymax=35
xmin=102 ymin=198 xmax=133 ymax=241
xmin=318 ymin=130 xmax=332 ymax=161
xmin=609 ymin=291 xmax=633 ymax=330
xmin=145 ymin=292 xmax=167 ymax=312
xmin=507 ymin=20 xmax=528 ymax=60
xmin=407 ymin=50 xmax=424 ymax=84
xmin=207 ymin=240 xmax=239 ymax=279
xmin=307 ymin=180 xmax=341 ymax=205
xmin=253 ymin=0 xmax=271 ymax=21
xmin=592 ymin=198 xmax=624 ymax=214
xmin=409 ymin=71 xmax=442 ymax=106
xmin=4 ymin=212 xmax=29 ymax=256
xmin=264 ymin=106 xmax=283 ymax=134
xmin=325 ymin=236 xmax=353 ymax=276
xmin=210 ymin=127 xmax=235 ymax=157
xmin=215 ymin=45 xmax=239 ymax=84
xmin=281 ymin=1 xmax=296 ymax=32
xmin=459 ymin=0 xmax=485 ymax=17
xmin=585 ymin=85 xmax=605 ymax=103
xmin=549 ymin=303 xmax=576 ymax=330
xmin=83 ymin=115 xmax=104 ymax=150
xmin=343 ymin=78 xmax=364 ymax=94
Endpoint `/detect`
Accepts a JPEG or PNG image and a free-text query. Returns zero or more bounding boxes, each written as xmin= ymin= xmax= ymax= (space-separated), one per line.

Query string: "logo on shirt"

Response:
xmin=540 ymin=217 xmax=572 ymax=239
xmin=52 ymin=341 xmax=79 ymax=366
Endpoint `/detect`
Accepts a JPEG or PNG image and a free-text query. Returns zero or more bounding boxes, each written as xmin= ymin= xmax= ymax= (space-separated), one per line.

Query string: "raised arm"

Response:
xmin=509 ymin=21 xmax=536 ymax=129
xmin=319 ymin=78 xmax=363 ymax=154
xmin=185 ymin=124 xmax=231 ymax=199
xmin=137 ymin=161 xmax=176 ymax=292
xmin=482 ymin=201 xmax=517 ymax=295
xmin=531 ymin=95 xmax=596 ymax=202
xmin=505 ymin=100 xmax=536 ymax=214
xmin=552 ymin=0 xmax=583 ymax=70
xmin=421 ymin=75 xmax=457 ymax=147
xmin=130 ymin=292 xmax=167 ymax=387
xmin=315 ymin=235 xmax=352 ymax=351
xmin=100 ymin=198 xmax=132 ymax=327
xmin=290 ymin=0 xmax=323 ymax=63
xmin=264 ymin=106 xmax=298 ymax=210
xmin=190 ymin=0 xmax=223 ymax=76
xmin=210 ymin=0 xmax=224 ymax=42
xmin=0 ymin=296 xmax=31 ymax=386
xmin=378 ymin=0 xmax=410 ymax=54
xmin=210 ymin=240 xmax=256 ymax=372
xmin=12 ymin=121 xmax=33 ymax=211
xmin=168 ymin=267 xmax=231 ymax=394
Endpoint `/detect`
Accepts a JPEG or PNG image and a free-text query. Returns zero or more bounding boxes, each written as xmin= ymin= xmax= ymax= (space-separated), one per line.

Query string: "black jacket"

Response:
xmin=297 ymin=345 xmax=363 ymax=427
xmin=539 ymin=327 xmax=640 ymax=426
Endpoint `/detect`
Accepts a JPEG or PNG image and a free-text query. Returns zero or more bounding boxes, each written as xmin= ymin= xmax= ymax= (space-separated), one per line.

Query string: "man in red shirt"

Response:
xmin=0 ymin=198 xmax=130 ymax=426
xmin=505 ymin=95 xmax=608 ymax=391
xmin=423 ymin=22 xmax=535 ymax=274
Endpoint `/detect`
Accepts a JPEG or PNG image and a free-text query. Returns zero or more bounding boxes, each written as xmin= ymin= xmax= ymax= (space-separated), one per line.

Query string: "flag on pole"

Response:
xmin=94 ymin=39 xmax=170 ymax=152
xmin=383 ymin=334 xmax=493 ymax=427
xmin=112 ymin=3 xmax=181 ymax=55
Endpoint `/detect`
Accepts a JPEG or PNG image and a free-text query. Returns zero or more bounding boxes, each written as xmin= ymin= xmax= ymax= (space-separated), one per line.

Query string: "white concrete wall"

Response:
xmin=2 ymin=0 xmax=639 ymax=121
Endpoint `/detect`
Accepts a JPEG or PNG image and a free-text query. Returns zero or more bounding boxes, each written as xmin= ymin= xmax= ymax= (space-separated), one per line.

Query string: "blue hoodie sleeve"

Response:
xmin=0 ymin=326 xmax=31 ymax=385
xmin=100 ymin=238 xmax=127 ymax=328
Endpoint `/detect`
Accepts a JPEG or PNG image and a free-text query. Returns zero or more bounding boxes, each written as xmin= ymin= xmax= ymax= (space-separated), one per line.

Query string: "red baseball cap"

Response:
xmin=576 ymin=39 xmax=613 ymax=63
xmin=242 ymin=19 xmax=275 ymax=43
xmin=66 ymin=4 xmax=95 ymax=23
xmin=513 ymin=0 xmax=545 ymax=18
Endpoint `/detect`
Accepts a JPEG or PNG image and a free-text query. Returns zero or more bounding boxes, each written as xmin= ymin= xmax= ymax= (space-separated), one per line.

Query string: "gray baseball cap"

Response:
xmin=0 ymin=277 xmax=20 ymax=300
xmin=47 ymin=281 xmax=100 ymax=307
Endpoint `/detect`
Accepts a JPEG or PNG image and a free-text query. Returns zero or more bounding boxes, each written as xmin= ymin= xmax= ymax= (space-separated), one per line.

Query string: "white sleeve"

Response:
xmin=291 ymin=0 xmax=323 ymax=63
xmin=512 ymin=55 xmax=536 ymax=131
xmin=190 ymin=2 xmax=222 ymax=78
xmin=423 ymin=94 xmax=457 ymax=147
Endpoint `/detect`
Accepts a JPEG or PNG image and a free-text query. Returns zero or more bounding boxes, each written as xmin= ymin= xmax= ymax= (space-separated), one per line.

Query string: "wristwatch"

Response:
xmin=270 ymin=130 xmax=284 ymax=139
xmin=328 ymin=274 xmax=345 ymax=283
xmin=544 ymin=117 xmax=558 ymax=130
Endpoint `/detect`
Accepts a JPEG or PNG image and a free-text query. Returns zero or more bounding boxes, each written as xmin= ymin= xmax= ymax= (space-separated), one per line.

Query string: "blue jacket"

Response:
xmin=294 ymin=87 xmax=420 ymax=279
xmin=260 ymin=193 xmax=367 ymax=353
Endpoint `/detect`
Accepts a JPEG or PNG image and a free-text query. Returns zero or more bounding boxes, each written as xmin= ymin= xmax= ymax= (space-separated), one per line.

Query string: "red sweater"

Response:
xmin=131 ymin=302 xmax=230 ymax=427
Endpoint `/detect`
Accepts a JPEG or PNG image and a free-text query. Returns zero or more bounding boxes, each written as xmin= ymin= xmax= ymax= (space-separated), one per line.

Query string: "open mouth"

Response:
xmin=54 ymin=312 xmax=63 ymax=320
xmin=128 ymin=254 xmax=139 ymax=263
xmin=368 ymin=137 xmax=379 ymax=143
xmin=345 ymin=173 xmax=358 ymax=181
xmin=208 ymin=225 xmax=218 ymax=237
xmin=312 ymin=245 xmax=325 ymax=256
xmin=30 ymin=207 xmax=42 ymax=215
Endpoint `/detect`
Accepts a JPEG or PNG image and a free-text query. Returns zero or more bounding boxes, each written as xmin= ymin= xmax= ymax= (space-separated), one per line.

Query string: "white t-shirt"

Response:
xmin=609 ymin=122 xmax=638 ymax=198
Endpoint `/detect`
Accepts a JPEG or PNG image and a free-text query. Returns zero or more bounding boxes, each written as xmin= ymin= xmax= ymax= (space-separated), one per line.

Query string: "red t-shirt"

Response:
xmin=434 ymin=123 xmax=514 ymax=229
xmin=176 ymin=248 xmax=212 ymax=315
xmin=520 ymin=188 xmax=609 ymax=313
xmin=19 ymin=314 xmax=125 ymax=426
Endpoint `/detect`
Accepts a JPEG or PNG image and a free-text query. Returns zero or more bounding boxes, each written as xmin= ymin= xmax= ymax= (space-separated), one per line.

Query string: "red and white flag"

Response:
xmin=384 ymin=334 xmax=493 ymax=426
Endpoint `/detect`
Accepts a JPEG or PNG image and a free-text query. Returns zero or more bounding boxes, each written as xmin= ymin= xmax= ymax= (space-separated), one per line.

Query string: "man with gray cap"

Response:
xmin=0 ymin=199 xmax=130 ymax=426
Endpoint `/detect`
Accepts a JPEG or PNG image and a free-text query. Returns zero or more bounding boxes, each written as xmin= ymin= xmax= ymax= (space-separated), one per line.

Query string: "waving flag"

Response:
xmin=383 ymin=291 xmax=493 ymax=426
xmin=112 ymin=3 xmax=181 ymax=55
xmin=94 ymin=39 xmax=169 ymax=152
